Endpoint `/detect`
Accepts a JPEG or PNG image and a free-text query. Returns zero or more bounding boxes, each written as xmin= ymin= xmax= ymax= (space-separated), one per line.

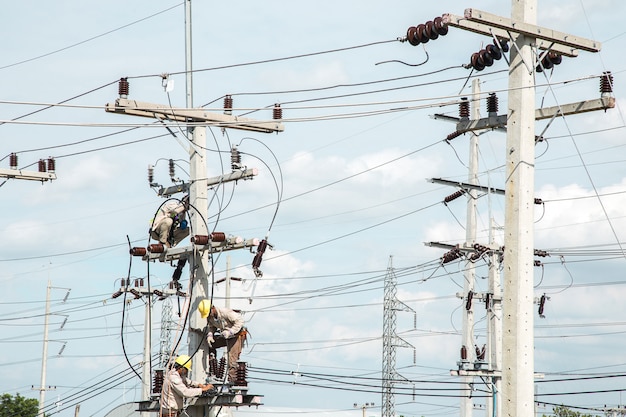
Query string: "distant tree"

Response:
xmin=0 ymin=393 xmax=39 ymax=417
xmin=543 ymin=405 xmax=600 ymax=417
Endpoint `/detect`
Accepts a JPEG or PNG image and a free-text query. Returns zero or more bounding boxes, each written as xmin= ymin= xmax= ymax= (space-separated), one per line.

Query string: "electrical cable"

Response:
xmin=121 ymin=235 xmax=142 ymax=381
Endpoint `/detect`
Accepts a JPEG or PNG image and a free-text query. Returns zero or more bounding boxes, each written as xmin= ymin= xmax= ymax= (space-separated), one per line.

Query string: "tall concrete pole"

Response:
xmin=502 ymin=1 xmax=537 ymax=417
xmin=37 ymin=280 xmax=51 ymax=417
xmin=487 ymin=217 xmax=502 ymax=417
xmin=460 ymin=79 xmax=481 ymax=417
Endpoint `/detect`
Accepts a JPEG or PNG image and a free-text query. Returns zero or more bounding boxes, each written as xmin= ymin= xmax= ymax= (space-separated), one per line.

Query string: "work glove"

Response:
xmin=221 ymin=330 xmax=231 ymax=339
xmin=206 ymin=332 xmax=214 ymax=346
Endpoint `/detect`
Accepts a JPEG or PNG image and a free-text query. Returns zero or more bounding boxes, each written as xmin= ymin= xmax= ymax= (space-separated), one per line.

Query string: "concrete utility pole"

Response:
xmin=437 ymin=3 xmax=603 ymax=417
xmin=502 ymin=3 xmax=537 ymax=416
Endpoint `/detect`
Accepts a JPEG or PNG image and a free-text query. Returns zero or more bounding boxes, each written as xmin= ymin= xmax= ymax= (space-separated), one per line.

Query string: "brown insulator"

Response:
xmin=9 ymin=153 xmax=17 ymax=169
xmin=192 ymin=235 xmax=209 ymax=245
xmin=446 ymin=130 xmax=463 ymax=141
xmin=224 ymin=94 xmax=233 ymax=115
xmin=209 ymin=354 xmax=218 ymax=377
xmin=486 ymin=93 xmax=499 ymax=115
xmin=153 ymin=369 xmax=164 ymax=393
xmin=273 ymin=103 xmax=282 ymax=120
xmin=459 ymin=97 xmax=470 ymax=118
xmin=130 ymin=247 xmax=147 ymax=256
xmin=444 ymin=189 xmax=466 ymax=204
xmin=217 ymin=357 xmax=226 ymax=379
xmin=600 ymin=71 xmax=614 ymax=94
xmin=47 ymin=158 xmax=55 ymax=173
xmin=461 ymin=345 xmax=468 ymax=360
xmin=211 ymin=232 xmax=226 ymax=242
xmin=235 ymin=362 xmax=248 ymax=386
xmin=118 ymin=77 xmax=130 ymax=98
xmin=231 ymin=146 xmax=242 ymax=170
xmin=148 ymin=243 xmax=165 ymax=253
xmin=38 ymin=159 xmax=47 ymax=172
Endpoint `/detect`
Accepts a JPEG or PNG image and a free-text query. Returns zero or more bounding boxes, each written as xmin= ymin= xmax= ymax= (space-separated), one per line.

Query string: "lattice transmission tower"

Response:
xmin=381 ymin=256 xmax=416 ymax=417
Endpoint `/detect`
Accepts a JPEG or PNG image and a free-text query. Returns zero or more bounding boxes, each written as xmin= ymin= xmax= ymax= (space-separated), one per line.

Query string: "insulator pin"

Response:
xmin=441 ymin=246 xmax=461 ymax=264
xmin=47 ymin=158 xmax=55 ymax=173
xmin=486 ymin=93 xmax=499 ymax=115
xmin=273 ymin=103 xmax=282 ymax=120
xmin=130 ymin=247 xmax=147 ymax=256
xmin=459 ymin=97 xmax=469 ymax=118
xmin=600 ymin=71 xmax=613 ymax=94
xmin=152 ymin=370 xmax=164 ymax=393
xmin=148 ymin=165 xmax=154 ymax=184
xmin=169 ymin=159 xmax=175 ymax=179
xmin=118 ymin=77 xmax=130 ymax=98
xmin=224 ymin=94 xmax=233 ymax=115
xmin=9 ymin=153 xmax=17 ymax=169
xmin=148 ymin=244 xmax=165 ymax=253
xmin=192 ymin=235 xmax=209 ymax=245
xmin=235 ymin=362 xmax=248 ymax=387
xmin=444 ymin=189 xmax=466 ymax=204
xmin=446 ymin=131 xmax=463 ymax=141
xmin=231 ymin=146 xmax=242 ymax=170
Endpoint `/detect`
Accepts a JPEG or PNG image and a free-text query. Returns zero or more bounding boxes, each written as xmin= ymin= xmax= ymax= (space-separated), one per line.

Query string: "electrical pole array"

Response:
xmin=416 ymin=2 xmax=612 ymax=417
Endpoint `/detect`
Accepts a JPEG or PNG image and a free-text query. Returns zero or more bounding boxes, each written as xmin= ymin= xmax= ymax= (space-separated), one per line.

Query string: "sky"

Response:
xmin=1 ymin=1 xmax=626 ymax=417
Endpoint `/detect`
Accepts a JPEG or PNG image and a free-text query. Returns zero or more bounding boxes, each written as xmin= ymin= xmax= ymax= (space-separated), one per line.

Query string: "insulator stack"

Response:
xmin=446 ymin=131 xmax=463 ymax=141
xmin=470 ymin=243 xmax=488 ymax=261
xmin=130 ymin=247 xmax=147 ymax=256
xmin=534 ymin=249 xmax=548 ymax=257
xmin=465 ymin=291 xmax=473 ymax=310
xmin=118 ymin=77 xmax=130 ymax=98
xmin=192 ymin=235 xmax=209 ymax=245
xmin=441 ymin=247 xmax=461 ymax=264
xmin=252 ymin=239 xmax=268 ymax=269
xmin=273 ymin=104 xmax=282 ymax=120
xmin=231 ymin=145 xmax=242 ymax=170
xmin=9 ymin=153 xmax=17 ymax=169
xmin=134 ymin=278 xmax=144 ymax=287
xmin=534 ymin=260 xmax=542 ymax=267
xmin=209 ymin=355 xmax=219 ymax=377
xmin=600 ymin=71 xmax=614 ymax=95
xmin=461 ymin=345 xmax=468 ymax=360
xmin=152 ymin=369 xmax=164 ymax=393
xmin=536 ymin=51 xmax=562 ymax=73
xmin=534 ymin=198 xmax=543 ymax=205
xmin=486 ymin=93 xmax=499 ymax=115
xmin=224 ymin=95 xmax=233 ymax=115
xmin=47 ymin=158 xmax=55 ymax=173
xmin=148 ymin=165 xmax=154 ymax=184
xmin=38 ymin=159 xmax=47 ymax=172
xmin=469 ymin=42 xmax=507 ymax=71
xmin=406 ymin=16 xmax=448 ymax=45
xmin=218 ymin=357 xmax=226 ymax=379
xmin=538 ymin=294 xmax=547 ymax=317
xmin=148 ymin=243 xmax=165 ymax=253
xmin=169 ymin=159 xmax=175 ymax=179
xmin=444 ymin=189 xmax=466 ymax=204
xmin=211 ymin=232 xmax=226 ymax=242
xmin=235 ymin=362 xmax=248 ymax=386
xmin=459 ymin=97 xmax=470 ymax=118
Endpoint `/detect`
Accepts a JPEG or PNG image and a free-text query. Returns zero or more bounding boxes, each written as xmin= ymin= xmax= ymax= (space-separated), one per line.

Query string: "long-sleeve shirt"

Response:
xmin=152 ymin=201 xmax=186 ymax=232
xmin=208 ymin=307 xmax=244 ymax=339
xmin=160 ymin=368 xmax=203 ymax=411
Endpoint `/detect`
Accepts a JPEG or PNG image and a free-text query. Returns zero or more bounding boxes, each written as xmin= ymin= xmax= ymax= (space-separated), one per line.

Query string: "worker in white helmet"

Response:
xmin=197 ymin=299 xmax=247 ymax=384
xmin=160 ymin=354 xmax=213 ymax=417
xmin=150 ymin=196 xmax=190 ymax=248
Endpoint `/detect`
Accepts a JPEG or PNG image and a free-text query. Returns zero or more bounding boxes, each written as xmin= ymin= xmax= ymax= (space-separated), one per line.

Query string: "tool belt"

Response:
xmin=160 ymin=410 xmax=179 ymax=417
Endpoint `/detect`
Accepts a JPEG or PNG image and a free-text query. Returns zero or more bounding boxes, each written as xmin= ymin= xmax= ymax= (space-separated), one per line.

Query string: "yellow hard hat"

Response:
xmin=198 ymin=299 xmax=211 ymax=319
xmin=175 ymin=354 xmax=192 ymax=370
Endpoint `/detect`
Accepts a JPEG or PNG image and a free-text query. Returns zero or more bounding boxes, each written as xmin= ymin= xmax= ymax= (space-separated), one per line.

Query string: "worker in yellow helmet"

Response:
xmin=160 ymin=354 xmax=213 ymax=416
xmin=197 ymin=299 xmax=247 ymax=384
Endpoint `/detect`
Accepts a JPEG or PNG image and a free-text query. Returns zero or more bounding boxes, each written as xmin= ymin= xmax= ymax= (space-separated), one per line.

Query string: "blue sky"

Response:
xmin=2 ymin=1 xmax=626 ymax=417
